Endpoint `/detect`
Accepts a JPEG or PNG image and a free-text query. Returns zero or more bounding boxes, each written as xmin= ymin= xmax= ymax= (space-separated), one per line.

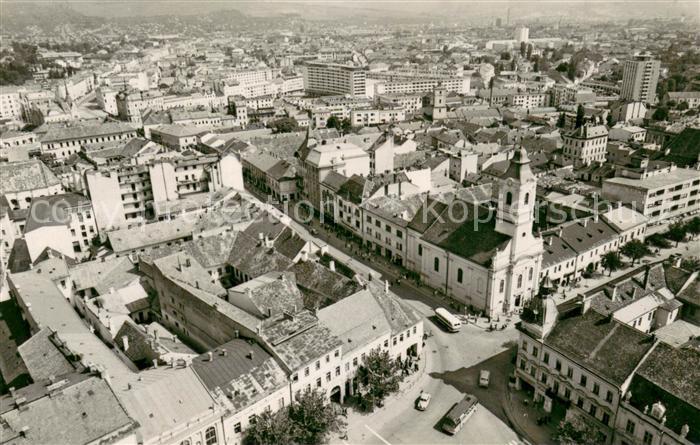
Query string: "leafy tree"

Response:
xmin=269 ymin=117 xmax=299 ymax=134
xmin=684 ymin=217 xmax=700 ymax=239
xmin=288 ymin=388 xmax=345 ymax=445
xmin=620 ymin=239 xmax=651 ymax=264
xmin=326 ymin=115 xmax=340 ymax=130
xmin=520 ymin=41 xmax=527 ymax=58
xmin=526 ymin=43 xmax=533 ymax=60
xmin=556 ymin=62 xmax=569 ymax=73
xmin=575 ymin=104 xmax=585 ymax=129
xmin=227 ymin=100 xmax=237 ymax=117
xmin=664 ymin=222 xmax=687 ymax=247
xmin=356 ymin=349 xmax=403 ymax=410
xmin=340 ymin=118 xmax=352 ymax=133
xmin=652 ymin=107 xmax=669 ymax=121
xmin=554 ymin=418 xmax=602 ymax=445
xmin=244 ymin=410 xmax=294 ymax=445
xmin=601 ymin=251 xmax=623 ymax=276
xmin=606 ymin=114 xmax=614 ymax=127
xmin=556 ymin=113 xmax=566 ymax=128
xmin=500 ymin=51 xmax=511 ymax=61
xmin=533 ymin=59 xmax=540 ymax=72
xmin=567 ymin=62 xmax=577 ymax=81
xmin=677 ymin=101 xmax=689 ymax=111
xmin=681 ymin=257 xmax=700 ymax=272
xmin=646 ymin=233 xmax=671 ymax=249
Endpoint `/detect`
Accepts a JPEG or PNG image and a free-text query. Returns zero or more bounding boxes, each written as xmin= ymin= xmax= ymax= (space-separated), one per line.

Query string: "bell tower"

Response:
xmin=496 ymin=147 xmax=537 ymax=242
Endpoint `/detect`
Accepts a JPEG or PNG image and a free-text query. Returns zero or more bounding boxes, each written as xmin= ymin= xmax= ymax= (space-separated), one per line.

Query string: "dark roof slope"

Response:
xmin=545 ymin=310 xmax=654 ymax=386
xmin=662 ymin=127 xmax=700 ymax=167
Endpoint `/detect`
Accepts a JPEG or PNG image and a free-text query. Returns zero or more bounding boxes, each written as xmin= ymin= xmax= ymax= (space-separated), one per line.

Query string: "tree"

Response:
xmin=677 ymin=101 xmax=689 ymax=111
xmin=567 ymin=62 xmax=577 ymax=81
xmin=556 ymin=62 xmax=569 ymax=73
xmin=520 ymin=41 xmax=527 ymax=58
xmin=500 ymin=51 xmax=511 ymax=61
xmin=340 ymin=118 xmax=352 ymax=133
xmin=356 ymin=349 xmax=403 ymax=411
xmin=269 ymin=117 xmax=299 ymax=133
xmin=575 ymin=104 xmax=585 ymax=129
xmin=288 ymin=388 xmax=345 ymax=445
xmin=326 ymin=115 xmax=340 ymax=130
xmin=556 ymin=113 xmax=566 ymax=128
xmin=554 ymin=417 xmax=602 ymax=445
xmin=652 ymin=107 xmax=669 ymax=121
xmin=601 ymin=251 xmax=623 ymax=276
xmin=684 ymin=217 xmax=700 ymax=239
xmin=227 ymin=100 xmax=237 ymax=117
xmin=606 ymin=114 xmax=614 ymax=127
xmin=681 ymin=257 xmax=700 ymax=272
xmin=646 ymin=233 xmax=671 ymax=249
xmin=664 ymin=222 xmax=687 ymax=247
xmin=526 ymin=43 xmax=533 ymax=60
xmin=244 ymin=410 xmax=294 ymax=445
xmin=620 ymin=239 xmax=651 ymax=264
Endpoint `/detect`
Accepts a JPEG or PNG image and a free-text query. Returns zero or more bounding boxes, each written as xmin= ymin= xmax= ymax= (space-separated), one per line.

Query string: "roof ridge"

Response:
xmin=589 ymin=322 xmax=618 ymax=360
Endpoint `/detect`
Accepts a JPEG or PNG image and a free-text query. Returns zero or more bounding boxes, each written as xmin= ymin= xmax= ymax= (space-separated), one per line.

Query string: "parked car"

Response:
xmin=416 ymin=392 xmax=432 ymax=411
xmin=479 ymin=370 xmax=490 ymax=388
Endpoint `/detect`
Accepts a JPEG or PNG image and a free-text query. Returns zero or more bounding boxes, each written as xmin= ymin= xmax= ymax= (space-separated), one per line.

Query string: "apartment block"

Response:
xmin=620 ymin=55 xmax=660 ymax=104
xmin=303 ymin=62 xmax=367 ymax=97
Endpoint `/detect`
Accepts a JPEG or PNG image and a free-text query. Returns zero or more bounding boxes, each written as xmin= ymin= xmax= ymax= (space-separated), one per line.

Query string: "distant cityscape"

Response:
xmin=0 ymin=2 xmax=699 ymax=445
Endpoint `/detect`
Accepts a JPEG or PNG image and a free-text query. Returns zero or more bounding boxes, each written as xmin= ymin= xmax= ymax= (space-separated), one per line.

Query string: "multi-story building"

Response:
xmin=515 ymin=26 xmax=530 ymax=43
xmin=369 ymin=75 xmax=470 ymax=96
xmin=298 ymin=137 xmax=370 ymax=211
xmin=664 ymin=91 xmax=700 ymax=109
xmin=23 ymin=193 xmax=98 ymax=261
xmin=85 ymin=152 xmax=243 ymax=231
xmin=515 ymin=300 xmax=656 ymax=445
xmin=508 ymin=92 xmax=548 ymax=109
xmin=377 ymin=93 xmax=423 ymax=113
xmin=620 ymin=55 xmax=660 ymax=104
xmin=350 ymin=106 xmax=406 ymax=127
xmin=602 ymin=165 xmax=700 ymax=223
xmin=149 ymin=124 xmax=203 ymax=150
xmin=40 ymin=122 xmax=137 ymax=161
xmin=0 ymin=159 xmax=64 ymax=213
xmin=303 ymin=62 xmax=367 ymax=97
xmin=116 ymin=89 xmax=165 ymax=123
xmin=0 ymin=87 xmax=22 ymax=120
xmin=562 ymin=124 xmax=609 ymax=167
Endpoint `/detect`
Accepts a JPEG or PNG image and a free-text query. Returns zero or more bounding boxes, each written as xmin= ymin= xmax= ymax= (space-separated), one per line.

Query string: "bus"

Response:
xmin=435 ymin=307 xmax=462 ymax=332
xmin=442 ymin=394 xmax=478 ymax=435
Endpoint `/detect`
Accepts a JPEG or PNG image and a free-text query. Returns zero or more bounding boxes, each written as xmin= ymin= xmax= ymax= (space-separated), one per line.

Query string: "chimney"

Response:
xmin=674 ymin=256 xmax=682 ymax=268
xmin=593 ymin=212 xmax=599 ymax=223
xmin=207 ymin=351 xmax=214 ymax=362
xmin=302 ymin=250 xmax=309 ymax=262
xmin=247 ymin=350 xmax=254 ymax=360
xmin=109 ymin=287 xmax=115 ymax=295
xmin=547 ymin=237 xmax=553 ymax=246
xmin=233 ymin=329 xmax=239 ymax=338
xmin=170 ymin=357 xmax=175 ymax=368
xmin=258 ymin=232 xmax=264 ymax=241
xmin=152 ymin=359 xmax=158 ymax=369
xmin=384 ymin=280 xmax=390 ymax=294
xmin=185 ymin=258 xmax=191 ymax=268
xmin=580 ymin=294 xmax=592 ymax=314
xmin=329 ymin=260 xmax=335 ymax=272
xmin=610 ymin=286 xmax=618 ymax=302
xmin=121 ymin=335 xmax=129 ymax=351
xmin=222 ymin=348 xmax=228 ymax=357
xmin=582 ymin=219 xmax=588 ymax=227
xmin=19 ymin=426 xmax=29 ymax=438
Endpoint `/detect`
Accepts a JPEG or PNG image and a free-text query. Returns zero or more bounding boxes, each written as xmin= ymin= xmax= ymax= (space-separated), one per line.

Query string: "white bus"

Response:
xmin=435 ymin=307 xmax=462 ymax=332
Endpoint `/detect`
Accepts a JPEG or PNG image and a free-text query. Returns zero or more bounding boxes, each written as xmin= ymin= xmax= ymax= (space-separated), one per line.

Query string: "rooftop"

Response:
xmin=0 ymin=159 xmax=61 ymax=195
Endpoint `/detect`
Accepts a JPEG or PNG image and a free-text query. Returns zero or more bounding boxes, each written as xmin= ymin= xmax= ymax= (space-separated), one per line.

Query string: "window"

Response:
xmin=205 ymin=427 xmax=217 ymax=445
xmin=521 ymin=341 xmax=527 ymax=351
xmin=181 ymin=441 xmax=191 ymax=445
xmin=625 ymin=420 xmax=636 ymax=434
xmin=418 ymin=244 xmax=422 ymax=256
xmin=316 ymin=377 xmax=322 ymax=387
xmin=335 ymin=366 xmax=340 ymax=376
xmin=606 ymin=391 xmax=613 ymax=403
xmin=580 ymin=374 xmax=587 ymax=387
xmin=304 ymin=367 xmax=309 ymax=376
xmin=593 ymin=383 xmax=600 ymax=395
xmin=555 ymin=360 xmax=561 ymax=371
xmin=315 ymin=361 xmax=320 ymax=370
xmin=506 ymin=191 xmax=513 ymax=205
xmin=602 ymin=412 xmax=610 ymax=426
xmin=524 ymin=192 xmax=530 ymax=205
xmin=517 ymin=274 xmax=523 ymax=288
xmin=234 ymin=423 xmax=241 ymax=433
xmin=528 ymin=268 xmax=533 ymax=281
xmin=457 ymin=268 xmax=463 ymax=283
xmin=434 ymin=257 xmax=439 ymax=272
xmin=326 ymin=372 xmax=331 ymax=382
xmin=643 ymin=431 xmax=653 ymax=445
xmin=532 ymin=346 xmax=538 ymax=358
xmin=499 ymin=280 xmax=505 ymax=292
xmin=589 ymin=405 xmax=597 ymax=417
xmin=567 ymin=367 xmax=573 ymax=378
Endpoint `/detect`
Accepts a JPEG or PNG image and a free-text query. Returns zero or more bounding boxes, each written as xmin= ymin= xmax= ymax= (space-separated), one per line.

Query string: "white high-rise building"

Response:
xmin=303 ymin=61 xmax=367 ymax=97
xmin=620 ymin=55 xmax=660 ymax=104
xmin=515 ymin=26 xmax=529 ymax=43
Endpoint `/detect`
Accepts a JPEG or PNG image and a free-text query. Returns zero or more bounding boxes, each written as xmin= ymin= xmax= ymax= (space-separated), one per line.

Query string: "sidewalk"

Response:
xmin=502 ymin=386 xmax=558 ymax=445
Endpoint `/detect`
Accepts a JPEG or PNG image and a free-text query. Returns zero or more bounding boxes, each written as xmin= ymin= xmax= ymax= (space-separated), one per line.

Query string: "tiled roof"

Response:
xmin=16 ymin=328 xmax=78 ymax=383
xmin=41 ymin=122 xmax=136 ymax=143
xmin=0 ymin=377 xmax=137 ymax=445
xmin=191 ymin=339 xmax=288 ymax=411
xmin=544 ymin=310 xmax=654 ymax=386
xmin=289 ymin=260 xmax=361 ymax=308
xmin=0 ymin=159 xmax=61 ymax=195
xmin=24 ymin=193 xmax=91 ymax=233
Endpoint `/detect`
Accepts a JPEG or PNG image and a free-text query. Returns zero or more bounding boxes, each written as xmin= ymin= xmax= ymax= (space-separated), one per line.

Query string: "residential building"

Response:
xmin=0 ymin=88 xmax=22 ymax=120
xmin=24 ymin=193 xmax=97 ymax=262
xmin=602 ymin=166 xmax=700 ymax=223
xmin=40 ymin=122 xmax=137 ymax=161
xmin=620 ymin=55 xmax=660 ymax=104
xmin=115 ymin=89 xmax=165 ymax=123
xmin=664 ymin=91 xmax=700 ymax=109
xmin=562 ymin=124 xmax=609 ymax=167
xmin=0 ymin=159 xmax=64 ymax=213
xmin=303 ymin=62 xmax=367 ymax=97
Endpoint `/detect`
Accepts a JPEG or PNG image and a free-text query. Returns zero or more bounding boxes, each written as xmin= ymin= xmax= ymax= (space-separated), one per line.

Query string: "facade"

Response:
xmin=40 ymin=123 xmax=137 ymax=161
xmin=602 ymin=166 xmax=700 ymax=223
xmin=508 ymin=92 xmax=548 ymax=109
xmin=620 ymin=55 xmax=660 ymax=104
xmin=0 ymin=88 xmax=22 ymax=120
xmin=350 ymin=106 xmax=406 ymax=127
xmin=24 ymin=193 xmax=98 ymax=262
xmin=562 ymin=124 xmax=609 ymax=167
xmin=303 ymin=62 xmax=367 ymax=97
xmin=664 ymin=91 xmax=700 ymax=109
xmin=116 ymin=89 xmax=165 ymax=123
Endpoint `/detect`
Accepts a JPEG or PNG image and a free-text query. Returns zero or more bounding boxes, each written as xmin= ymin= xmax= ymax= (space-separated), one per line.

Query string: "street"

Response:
xmin=332 ymin=297 xmax=524 ymax=445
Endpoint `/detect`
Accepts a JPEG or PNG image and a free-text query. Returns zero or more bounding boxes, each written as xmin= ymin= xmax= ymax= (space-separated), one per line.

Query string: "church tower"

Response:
xmin=496 ymin=147 xmax=537 ymax=243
